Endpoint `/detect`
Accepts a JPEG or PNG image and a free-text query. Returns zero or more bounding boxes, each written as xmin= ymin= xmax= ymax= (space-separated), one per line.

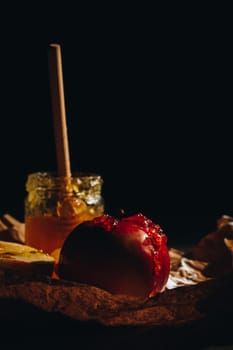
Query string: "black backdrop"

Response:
xmin=0 ymin=7 xmax=232 ymax=246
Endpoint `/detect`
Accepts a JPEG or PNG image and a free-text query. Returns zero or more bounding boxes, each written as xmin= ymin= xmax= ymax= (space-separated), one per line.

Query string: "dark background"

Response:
xmin=0 ymin=6 xmax=232 ymax=246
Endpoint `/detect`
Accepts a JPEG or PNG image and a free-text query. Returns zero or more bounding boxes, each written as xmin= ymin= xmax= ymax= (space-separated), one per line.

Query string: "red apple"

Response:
xmin=57 ymin=213 xmax=170 ymax=298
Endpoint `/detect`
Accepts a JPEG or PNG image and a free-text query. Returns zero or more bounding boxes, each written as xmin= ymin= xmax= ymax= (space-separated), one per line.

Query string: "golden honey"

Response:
xmin=24 ymin=172 xmax=104 ymax=255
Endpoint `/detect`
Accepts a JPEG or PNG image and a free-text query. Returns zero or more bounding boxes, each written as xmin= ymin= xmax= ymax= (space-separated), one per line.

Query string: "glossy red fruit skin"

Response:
xmin=112 ymin=214 xmax=170 ymax=297
xmin=58 ymin=213 xmax=170 ymax=298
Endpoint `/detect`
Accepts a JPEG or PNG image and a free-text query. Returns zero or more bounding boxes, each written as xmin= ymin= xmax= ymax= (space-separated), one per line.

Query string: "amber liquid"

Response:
xmin=25 ymin=212 xmax=99 ymax=255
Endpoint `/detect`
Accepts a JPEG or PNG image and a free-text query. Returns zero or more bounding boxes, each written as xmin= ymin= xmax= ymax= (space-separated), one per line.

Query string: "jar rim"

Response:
xmin=27 ymin=171 xmax=102 ymax=179
xmin=25 ymin=171 xmax=103 ymax=192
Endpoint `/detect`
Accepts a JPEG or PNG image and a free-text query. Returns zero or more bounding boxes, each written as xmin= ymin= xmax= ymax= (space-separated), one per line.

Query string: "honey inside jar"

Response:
xmin=24 ymin=172 xmax=104 ymax=255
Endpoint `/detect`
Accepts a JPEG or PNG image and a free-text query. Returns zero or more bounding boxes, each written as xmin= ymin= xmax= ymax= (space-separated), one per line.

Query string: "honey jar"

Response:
xmin=24 ymin=172 xmax=104 ymax=255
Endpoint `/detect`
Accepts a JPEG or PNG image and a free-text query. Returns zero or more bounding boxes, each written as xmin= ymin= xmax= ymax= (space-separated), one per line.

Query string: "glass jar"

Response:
xmin=24 ymin=172 xmax=104 ymax=255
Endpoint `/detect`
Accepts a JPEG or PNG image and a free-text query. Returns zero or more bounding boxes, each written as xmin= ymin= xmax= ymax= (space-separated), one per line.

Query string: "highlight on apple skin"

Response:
xmin=57 ymin=213 xmax=170 ymax=298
